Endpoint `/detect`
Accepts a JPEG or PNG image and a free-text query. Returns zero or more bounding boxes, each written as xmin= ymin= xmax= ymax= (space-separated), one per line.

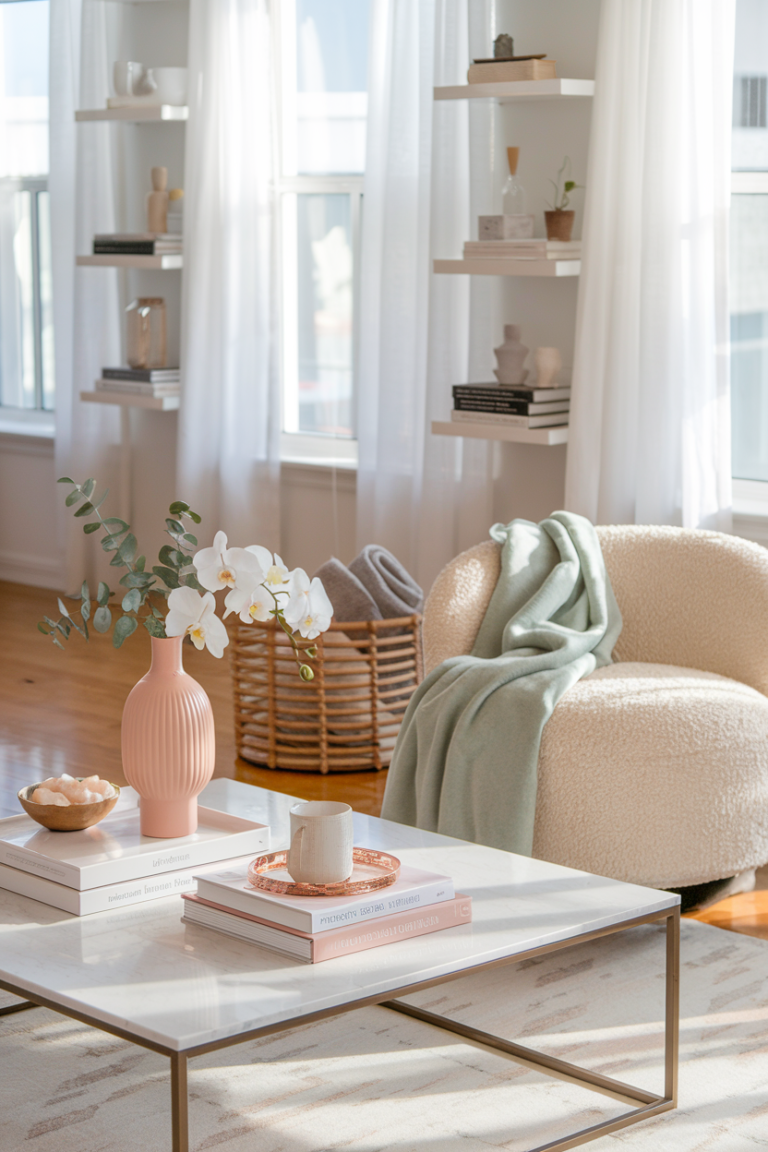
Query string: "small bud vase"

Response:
xmin=121 ymin=635 xmax=215 ymax=838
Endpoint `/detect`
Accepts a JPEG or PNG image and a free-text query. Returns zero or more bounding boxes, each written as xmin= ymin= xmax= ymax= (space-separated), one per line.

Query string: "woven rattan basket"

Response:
xmin=231 ymin=615 xmax=423 ymax=773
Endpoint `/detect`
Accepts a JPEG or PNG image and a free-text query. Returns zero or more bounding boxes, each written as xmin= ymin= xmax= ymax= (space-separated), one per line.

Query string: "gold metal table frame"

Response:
xmin=0 ymin=906 xmax=679 ymax=1152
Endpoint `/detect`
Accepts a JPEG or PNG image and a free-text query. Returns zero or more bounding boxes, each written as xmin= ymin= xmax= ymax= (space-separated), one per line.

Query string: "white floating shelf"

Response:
xmin=77 ymin=254 xmax=183 ymax=269
xmin=76 ymin=105 xmax=188 ymax=122
xmin=434 ymin=258 xmax=580 ymax=278
xmin=81 ymin=390 xmax=180 ymax=411
xmin=432 ymin=420 xmax=569 ymax=446
xmin=435 ymin=79 xmax=594 ymax=102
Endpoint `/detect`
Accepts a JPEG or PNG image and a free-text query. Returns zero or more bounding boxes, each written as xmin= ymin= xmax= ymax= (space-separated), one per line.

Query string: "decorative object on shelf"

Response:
xmin=97 ymin=366 xmax=180 ymax=399
xmin=287 ymin=800 xmax=354 ymax=885
xmin=109 ymin=63 xmax=187 ymax=108
xmin=534 ymin=346 xmax=563 ymax=388
xmin=167 ymin=188 xmax=184 ymax=234
xmin=502 ymin=147 xmax=526 ymax=214
xmin=38 ymin=479 xmax=333 ymax=836
xmin=544 ymin=156 xmax=583 ymax=242
xmin=126 ymin=297 xmax=167 ymax=369
xmin=247 ymin=846 xmax=401 ymax=898
xmin=494 ymin=323 xmax=529 ymax=384
xmin=147 ymin=166 xmax=169 ymax=233
xmin=17 ymin=779 xmax=120 ymax=832
xmin=494 ymin=33 xmax=514 ymax=58
xmin=113 ymin=61 xmax=156 ymax=99
xmin=93 ymin=233 xmax=182 ymax=256
xmin=477 ymin=214 xmax=534 ymax=241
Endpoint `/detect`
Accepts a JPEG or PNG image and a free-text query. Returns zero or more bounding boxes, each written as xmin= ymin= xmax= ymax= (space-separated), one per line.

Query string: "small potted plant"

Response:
xmin=544 ymin=156 xmax=583 ymax=242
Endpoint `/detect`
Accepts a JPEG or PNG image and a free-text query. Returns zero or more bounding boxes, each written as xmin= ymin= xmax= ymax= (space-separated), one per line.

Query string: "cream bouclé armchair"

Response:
xmin=422 ymin=525 xmax=768 ymax=889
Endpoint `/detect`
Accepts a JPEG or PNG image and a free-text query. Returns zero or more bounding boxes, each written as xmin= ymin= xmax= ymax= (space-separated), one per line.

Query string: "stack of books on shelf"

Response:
xmin=92 ymin=233 xmax=183 ymax=256
xmin=0 ymin=790 xmax=269 ymax=916
xmin=467 ymin=56 xmax=557 ymax=84
xmin=182 ymin=862 xmax=472 ymax=964
xmin=452 ymin=383 xmax=571 ymax=429
xmin=96 ymin=367 xmax=180 ymax=398
xmin=463 ymin=239 xmax=581 ymax=261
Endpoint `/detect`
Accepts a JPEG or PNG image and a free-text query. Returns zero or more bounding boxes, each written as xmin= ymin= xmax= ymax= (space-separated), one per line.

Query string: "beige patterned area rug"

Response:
xmin=1 ymin=919 xmax=767 ymax=1152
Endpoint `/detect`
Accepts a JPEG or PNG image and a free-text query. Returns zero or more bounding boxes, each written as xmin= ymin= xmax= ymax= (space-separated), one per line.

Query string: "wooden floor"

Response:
xmin=1 ymin=579 xmax=766 ymax=940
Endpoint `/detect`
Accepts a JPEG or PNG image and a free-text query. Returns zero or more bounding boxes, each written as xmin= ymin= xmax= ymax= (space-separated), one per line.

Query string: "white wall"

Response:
xmin=1 ymin=0 xmax=599 ymax=595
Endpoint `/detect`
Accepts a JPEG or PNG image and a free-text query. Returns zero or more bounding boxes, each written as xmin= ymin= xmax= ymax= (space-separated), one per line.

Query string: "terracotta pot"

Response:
xmin=121 ymin=635 xmax=215 ymax=838
xmin=544 ymin=210 xmax=575 ymax=242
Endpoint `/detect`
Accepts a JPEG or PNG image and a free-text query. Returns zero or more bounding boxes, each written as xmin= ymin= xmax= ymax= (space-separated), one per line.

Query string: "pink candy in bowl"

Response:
xmin=18 ymin=774 xmax=120 ymax=831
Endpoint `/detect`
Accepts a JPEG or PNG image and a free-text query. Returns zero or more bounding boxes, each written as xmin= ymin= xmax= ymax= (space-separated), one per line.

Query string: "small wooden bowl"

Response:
xmin=17 ymin=781 xmax=120 ymax=832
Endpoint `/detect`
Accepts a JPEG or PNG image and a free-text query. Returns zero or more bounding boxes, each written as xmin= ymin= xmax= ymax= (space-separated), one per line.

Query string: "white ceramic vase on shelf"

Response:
xmin=534 ymin=347 xmax=563 ymax=388
xmin=494 ymin=325 xmax=529 ymax=385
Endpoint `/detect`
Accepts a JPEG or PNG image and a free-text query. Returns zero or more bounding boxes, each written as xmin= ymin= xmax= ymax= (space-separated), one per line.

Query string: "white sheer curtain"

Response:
xmin=178 ymin=0 xmax=280 ymax=549
xmin=52 ymin=0 xmax=123 ymax=589
xmin=565 ymin=0 xmax=735 ymax=531
xmin=356 ymin=0 xmax=498 ymax=590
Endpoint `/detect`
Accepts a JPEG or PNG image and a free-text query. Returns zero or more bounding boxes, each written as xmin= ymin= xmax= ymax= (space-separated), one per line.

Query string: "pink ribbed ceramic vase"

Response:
xmin=121 ymin=636 xmax=215 ymax=838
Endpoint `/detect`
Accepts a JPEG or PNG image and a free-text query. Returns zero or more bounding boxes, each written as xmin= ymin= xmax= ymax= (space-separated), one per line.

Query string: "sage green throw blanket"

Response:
xmin=380 ymin=512 xmax=622 ymax=854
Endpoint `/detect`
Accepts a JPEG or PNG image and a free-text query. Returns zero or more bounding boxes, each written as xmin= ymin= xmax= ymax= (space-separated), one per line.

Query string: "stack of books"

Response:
xmin=93 ymin=233 xmax=183 ymax=256
xmin=452 ymin=383 xmax=571 ymax=429
xmin=0 ymin=790 xmax=269 ymax=916
xmin=467 ymin=57 xmax=557 ymax=84
xmin=463 ymin=240 xmax=581 ymax=261
xmin=96 ymin=367 xmax=181 ymax=398
xmin=182 ymin=863 xmax=472 ymax=963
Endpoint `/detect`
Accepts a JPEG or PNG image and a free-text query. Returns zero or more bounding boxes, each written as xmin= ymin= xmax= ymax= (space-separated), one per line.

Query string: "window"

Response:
xmin=277 ymin=0 xmax=370 ymax=464
xmin=0 ymin=0 xmax=53 ymax=415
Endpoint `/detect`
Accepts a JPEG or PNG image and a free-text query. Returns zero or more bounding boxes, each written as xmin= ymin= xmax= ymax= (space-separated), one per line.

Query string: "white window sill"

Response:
xmin=280 ymin=431 xmax=357 ymax=470
xmin=0 ymin=409 xmax=55 ymax=439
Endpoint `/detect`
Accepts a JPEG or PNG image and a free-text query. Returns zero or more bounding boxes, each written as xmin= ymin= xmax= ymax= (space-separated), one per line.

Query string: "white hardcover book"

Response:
xmin=451 ymin=409 xmax=569 ymax=429
xmin=0 ymin=789 xmax=270 ymax=890
xmin=195 ymin=864 xmax=455 ymax=934
xmin=0 ymin=853 xmax=257 ymax=916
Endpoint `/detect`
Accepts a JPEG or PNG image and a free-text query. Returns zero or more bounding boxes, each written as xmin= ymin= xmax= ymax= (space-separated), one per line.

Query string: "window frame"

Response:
xmin=273 ymin=0 xmax=364 ymax=468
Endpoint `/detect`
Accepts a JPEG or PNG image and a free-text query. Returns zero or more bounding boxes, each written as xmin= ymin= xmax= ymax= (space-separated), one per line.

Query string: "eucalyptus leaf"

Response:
xmin=83 ymin=522 xmax=101 ymax=534
xmin=113 ymin=615 xmax=138 ymax=648
xmin=150 ymin=603 xmax=164 ymax=619
xmin=144 ymin=616 xmax=166 ymax=638
xmin=93 ymin=606 xmax=112 ymax=633
xmin=182 ymin=533 xmax=198 ymax=546
xmin=52 ymin=635 xmax=64 ymax=650
xmin=122 ymin=589 xmax=141 ymax=613
xmin=65 ymin=489 xmax=82 ymax=507
xmin=81 ymin=598 xmax=91 ymax=622
xmin=92 ymin=487 xmax=109 ymax=511
xmin=57 ymin=619 xmax=71 ymax=637
xmin=57 ymin=476 xmax=75 ymax=484
xmin=97 ymin=582 xmax=110 ymax=606
xmin=102 ymin=518 xmax=129 ymax=532
xmin=101 ymin=533 xmax=123 ymax=552
xmin=188 ymin=511 xmax=202 ymax=525
xmin=152 ymin=565 xmax=180 ymax=589
xmin=165 ymin=519 xmax=184 ymax=535
xmin=115 ymin=533 xmax=137 ymax=565
xmin=74 ymin=501 xmax=95 ymax=519
xmin=135 ymin=555 xmax=146 ymax=572
xmin=37 ymin=622 xmax=50 ymax=634
xmin=159 ymin=545 xmax=186 ymax=568
xmin=57 ymin=597 xmax=70 ymax=618
xmin=81 ymin=478 xmax=96 ymax=499
xmin=183 ymin=572 xmax=203 ymax=590
xmin=169 ymin=501 xmax=189 ymax=515
xmin=80 ymin=580 xmax=90 ymax=604
xmin=120 ymin=572 xmax=154 ymax=589
xmin=42 ymin=615 xmax=58 ymax=629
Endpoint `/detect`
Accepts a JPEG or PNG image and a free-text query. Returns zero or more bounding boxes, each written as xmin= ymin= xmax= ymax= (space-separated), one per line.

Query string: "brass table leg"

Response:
xmin=170 ymin=1052 xmax=189 ymax=1152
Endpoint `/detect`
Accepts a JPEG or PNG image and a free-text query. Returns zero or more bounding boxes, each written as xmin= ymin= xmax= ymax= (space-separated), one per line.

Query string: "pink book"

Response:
xmin=182 ymin=892 xmax=473 ymax=963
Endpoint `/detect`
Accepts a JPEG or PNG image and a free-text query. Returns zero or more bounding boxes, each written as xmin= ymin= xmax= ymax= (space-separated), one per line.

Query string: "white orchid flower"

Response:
xmin=165 ymin=587 xmax=229 ymax=658
xmin=236 ymin=587 xmax=273 ymax=624
xmin=246 ymin=545 xmax=291 ymax=594
xmin=194 ymin=531 xmax=264 ymax=597
xmin=283 ymin=570 xmax=333 ymax=640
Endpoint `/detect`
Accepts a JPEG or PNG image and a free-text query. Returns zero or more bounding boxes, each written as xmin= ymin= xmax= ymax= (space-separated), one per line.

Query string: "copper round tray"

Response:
xmin=246 ymin=847 xmax=401 ymax=897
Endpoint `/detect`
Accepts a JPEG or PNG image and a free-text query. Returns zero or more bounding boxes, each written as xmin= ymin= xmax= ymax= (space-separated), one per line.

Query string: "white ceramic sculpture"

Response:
xmin=494 ymin=324 xmax=529 ymax=385
xmin=534 ymin=346 xmax=563 ymax=388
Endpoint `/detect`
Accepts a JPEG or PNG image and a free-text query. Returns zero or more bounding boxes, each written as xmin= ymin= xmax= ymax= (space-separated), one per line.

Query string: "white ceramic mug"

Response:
xmin=287 ymin=800 xmax=354 ymax=885
xmin=149 ymin=67 xmax=188 ymax=106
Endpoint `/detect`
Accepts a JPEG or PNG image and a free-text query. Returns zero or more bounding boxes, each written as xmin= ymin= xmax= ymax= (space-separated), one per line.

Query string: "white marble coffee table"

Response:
xmin=0 ymin=779 xmax=679 ymax=1152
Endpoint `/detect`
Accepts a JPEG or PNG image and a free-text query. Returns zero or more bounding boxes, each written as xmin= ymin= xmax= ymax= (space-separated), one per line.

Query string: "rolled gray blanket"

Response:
xmin=348 ymin=544 xmax=423 ymax=620
xmin=312 ymin=557 xmax=383 ymax=624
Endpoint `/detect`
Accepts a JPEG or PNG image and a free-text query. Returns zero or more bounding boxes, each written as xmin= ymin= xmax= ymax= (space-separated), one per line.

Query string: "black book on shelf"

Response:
xmin=454 ymin=397 xmax=570 ymax=416
xmin=102 ymin=367 xmax=180 ymax=383
xmin=453 ymin=383 xmax=571 ymax=403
